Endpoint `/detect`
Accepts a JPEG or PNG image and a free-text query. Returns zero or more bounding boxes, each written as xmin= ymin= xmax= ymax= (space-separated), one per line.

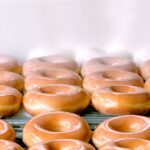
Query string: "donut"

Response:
xmin=25 ymin=68 xmax=82 ymax=91
xmin=83 ymin=70 xmax=143 ymax=93
xmin=0 ymin=85 xmax=22 ymax=117
xmin=140 ymin=59 xmax=150 ymax=80
xmin=100 ymin=138 xmax=150 ymax=150
xmin=23 ymin=84 xmax=90 ymax=115
xmin=0 ymin=139 xmax=23 ymax=150
xmin=0 ymin=71 xmax=24 ymax=91
xmin=92 ymin=115 xmax=150 ymax=148
xmin=29 ymin=139 xmax=95 ymax=150
xmin=0 ymin=120 xmax=16 ymax=141
xmin=92 ymin=85 xmax=150 ymax=115
xmin=81 ymin=56 xmax=138 ymax=77
xmin=23 ymin=55 xmax=79 ymax=76
xmin=23 ymin=111 xmax=92 ymax=147
xmin=144 ymin=78 xmax=150 ymax=93
xmin=0 ymin=55 xmax=21 ymax=73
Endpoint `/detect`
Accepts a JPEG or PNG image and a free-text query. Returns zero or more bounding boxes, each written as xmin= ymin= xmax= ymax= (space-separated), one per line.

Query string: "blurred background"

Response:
xmin=0 ymin=0 xmax=149 ymax=61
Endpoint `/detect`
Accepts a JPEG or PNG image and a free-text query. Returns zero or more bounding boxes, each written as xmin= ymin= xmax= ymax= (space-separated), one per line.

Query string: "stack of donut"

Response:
xmin=0 ymin=55 xmax=24 ymax=149
xmin=21 ymin=55 xmax=96 ymax=149
xmin=22 ymin=55 xmax=90 ymax=115
xmin=0 ymin=55 xmax=23 ymax=118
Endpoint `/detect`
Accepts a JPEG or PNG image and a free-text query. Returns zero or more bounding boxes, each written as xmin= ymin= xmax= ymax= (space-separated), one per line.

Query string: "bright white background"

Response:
xmin=0 ymin=0 xmax=150 ymax=61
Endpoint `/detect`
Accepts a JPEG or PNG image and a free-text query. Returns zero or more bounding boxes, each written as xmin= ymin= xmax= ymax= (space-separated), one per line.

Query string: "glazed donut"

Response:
xmin=23 ymin=84 xmax=90 ymax=115
xmin=23 ymin=55 xmax=79 ymax=76
xmin=25 ymin=68 xmax=82 ymax=91
xmin=0 ymin=85 xmax=22 ymax=117
xmin=100 ymin=138 xmax=150 ymax=150
xmin=23 ymin=111 xmax=92 ymax=147
xmin=0 ymin=55 xmax=20 ymax=73
xmin=144 ymin=78 xmax=150 ymax=93
xmin=92 ymin=85 xmax=150 ymax=115
xmin=140 ymin=59 xmax=150 ymax=80
xmin=29 ymin=139 xmax=95 ymax=150
xmin=0 ymin=71 xmax=24 ymax=91
xmin=0 ymin=139 xmax=23 ymax=150
xmin=92 ymin=115 xmax=150 ymax=148
xmin=0 ymin=120 xmax=16 ymax=141
xmin=81 ymin=56 xmax=138 ymax=77
xmin=83 ymin=70 xmax=143 ymax=93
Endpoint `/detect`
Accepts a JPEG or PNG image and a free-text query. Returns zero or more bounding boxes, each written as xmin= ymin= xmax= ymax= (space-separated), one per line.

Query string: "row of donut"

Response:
xmin=23 ymin=55 xmax=150 ymax=116
xmin=1 ymin=111 xmax=149 ymax=149
xmin=2 ymin=55 xmax=150 ymax=117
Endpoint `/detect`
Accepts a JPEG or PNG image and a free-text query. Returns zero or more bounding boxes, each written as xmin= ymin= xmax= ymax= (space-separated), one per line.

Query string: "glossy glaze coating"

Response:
xmin=0 ymin=139 xmax=23 ymax=150
xmin=0 ymin=71 xmax=24 ymax=91
xmin=140 ymin=60 xmax=150 ymax=80
xmin=29 ymin=139 xmax=95 ymax=150
xmin=144 ymin=78 xmax=150 ymax=93
xmin=92 ymin=85 xmax=150 ymax=115
xmin=23 ymin=84 xmax=90 ymax=115
xmin=83 ymin=70 xmax=143 ymax=93
xmin=0 ymin=120 xmax=16 ymax=141
xmin=25 ymin=68 xmax=82 ymax=91
xmin=92 ymin=115 xmax=150 ymax=148
xmin=23 ymin=55 xmax=79 ymax=76
xmin=0 ymin=55 xmax=21 ymax=73
xmin=100 ymin=138 xmax=150 ymax=150
xmin=23 ymin=111 xmax=92 ymax=147
xmin=0 ymin=85 xmax=22 ymax=117
xmin=81 ymin=56 xmax=138 ymax=77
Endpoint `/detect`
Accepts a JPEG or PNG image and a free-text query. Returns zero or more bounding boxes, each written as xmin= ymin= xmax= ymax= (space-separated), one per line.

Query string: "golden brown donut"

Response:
xmin=23 ymin=111 xmax=92 ymax=147
xmin=83 ymin=70 xmax=143 ymax=93
xmin=0 ymin=139 xmax=23 ymax=150
xmin=100 ymin=138 xmax=150 ymax=150
xmin=0 ymin=85 xmax=22 ymax=117
xmin=23 ymin=55 xmax=79 ymax=76
xmin=0 ymin=120 xmax=16 ymax=141
xmin=0 ymin=71 xmax=24 ymax=91
xmin=92 ymin=115 xmax=150 ymax=148
xmin=0 ymin=55 xmax=21 ymax=73
xmin=23 ymin=84 xmax=90 ymax=115
xmin=25 ymin=68 xmax=82 ymax=91
xmin=144 ymin=78 xmax=150 ymax=93
xmin=81 ymin=56 xmax=138 ymax=77
xmin=29 ymin=139 xmax=95 ymax=150
xmin=140 ymin=59 xmax=150 ymax=80
xmin=92 ymin=85 xmax=150 ymax=115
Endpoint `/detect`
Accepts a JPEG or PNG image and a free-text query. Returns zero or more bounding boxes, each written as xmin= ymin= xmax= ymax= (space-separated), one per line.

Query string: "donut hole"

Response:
xmin=101 ymin=71 xmax=127 ymax=80
xmin=115 ymin=139 xmax=149 ymax=149
xmin=42 ymin=140 xmax=83 ymax=150
xmin=40 ymin=85 xmax=73 ymax=95
xmin=110 ymin=85 xmax=137 ymax=93
xmin=43 ymin=70 xmax=67 ymax=78
xmin=108 ymin=116 xmax=147 ymax=133
xmin=39 ymin=56 xmax=69 ymax=63
xmin=37 ymin=114 xmax=81 ymax=133
xmin=100 ymin=57 xmax=128 ymax=66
